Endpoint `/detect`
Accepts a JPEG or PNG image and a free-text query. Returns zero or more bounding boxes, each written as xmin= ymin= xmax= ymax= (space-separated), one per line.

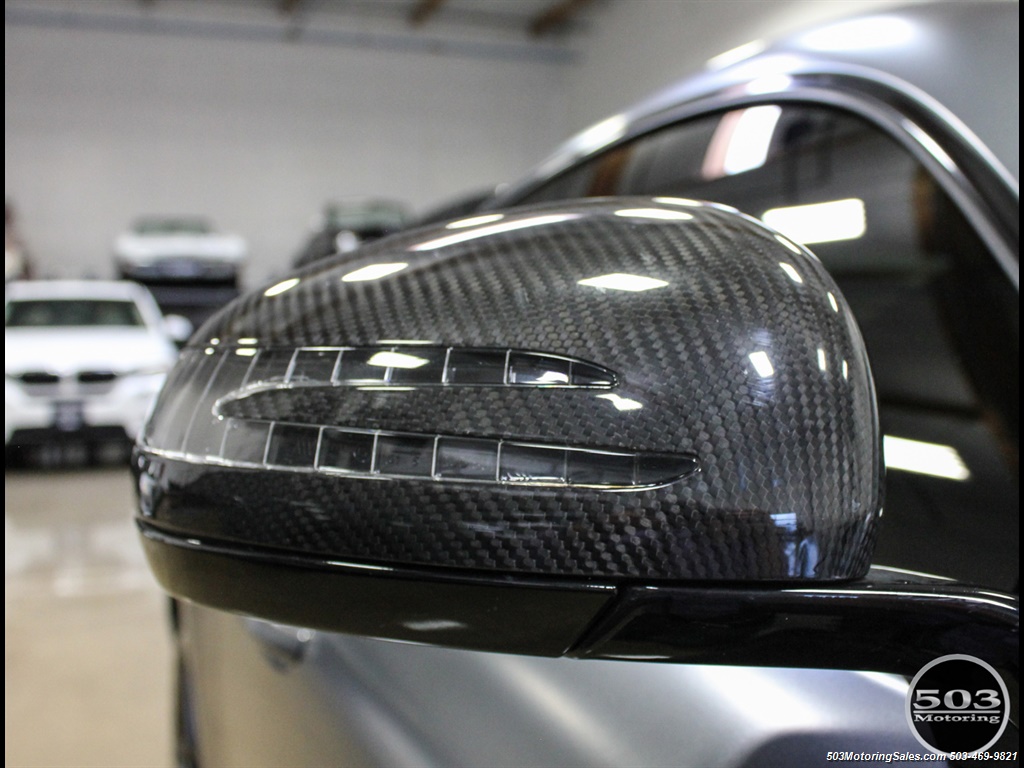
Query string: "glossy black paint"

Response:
xmin=139 ymin=523 xmax=615 ymax=657
xmin=573 ymin=567 xmax=1019 ymax=683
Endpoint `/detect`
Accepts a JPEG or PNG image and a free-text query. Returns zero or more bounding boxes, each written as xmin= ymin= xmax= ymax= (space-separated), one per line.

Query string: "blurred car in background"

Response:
xmin=114 ymin=215 xmax=246 ymax=330
xmin=293 ymin=198 xmax=408 ymax=268
xmin=5 ymin=280 xmax=180 ymax=461
xmin=114 ymin=216 xmax=246 ymax=286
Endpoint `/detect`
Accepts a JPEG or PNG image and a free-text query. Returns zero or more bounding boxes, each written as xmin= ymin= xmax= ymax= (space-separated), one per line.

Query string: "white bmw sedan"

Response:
xmin=5 ymin=280 xmax=181 ymax=451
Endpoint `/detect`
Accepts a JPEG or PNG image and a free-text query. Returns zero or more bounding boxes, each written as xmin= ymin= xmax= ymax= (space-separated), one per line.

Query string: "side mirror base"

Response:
xmin=140 ymin=521 xmax=1018 ymax=686
xmin=138 ymin=522 xmax=616 ymax=657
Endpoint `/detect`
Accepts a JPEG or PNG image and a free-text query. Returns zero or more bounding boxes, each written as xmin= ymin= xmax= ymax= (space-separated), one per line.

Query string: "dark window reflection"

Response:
xmin=522 ymin=105 xmax=1019 ymax=589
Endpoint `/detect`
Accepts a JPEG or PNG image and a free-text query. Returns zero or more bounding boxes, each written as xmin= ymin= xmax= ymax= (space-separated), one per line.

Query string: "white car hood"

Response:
xmin=5 ymin=328 xmax=178 ymax=376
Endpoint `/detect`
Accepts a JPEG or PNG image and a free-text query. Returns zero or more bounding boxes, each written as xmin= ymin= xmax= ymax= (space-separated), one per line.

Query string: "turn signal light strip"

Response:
xmin=143 ymin=346 xmax=693 ymax=489
xmin=146 ymin=419 xmax=699 ymax=490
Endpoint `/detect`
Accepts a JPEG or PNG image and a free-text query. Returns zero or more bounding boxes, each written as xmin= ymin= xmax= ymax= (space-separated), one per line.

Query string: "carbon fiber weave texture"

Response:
xmin=141 ymin=198 xmax=881 ymax=581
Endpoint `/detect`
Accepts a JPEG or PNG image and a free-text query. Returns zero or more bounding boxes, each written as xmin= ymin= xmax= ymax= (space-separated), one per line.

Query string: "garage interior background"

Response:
xmin=8 ymin=1 xmax=976 ymax=767
xmin=6 ymin=0 xmax=922 ymax=287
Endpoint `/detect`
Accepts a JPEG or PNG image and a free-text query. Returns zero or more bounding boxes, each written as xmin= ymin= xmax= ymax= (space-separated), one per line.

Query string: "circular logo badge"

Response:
xmin=906 ymin=654 xmax=1010 ymax=755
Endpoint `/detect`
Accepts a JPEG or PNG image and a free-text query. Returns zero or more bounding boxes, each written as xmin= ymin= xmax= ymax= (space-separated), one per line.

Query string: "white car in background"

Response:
xmin=113 ymin=216 xmax=246 ymax=286
xmin=5 ymin=280 xmax=181 ymax=454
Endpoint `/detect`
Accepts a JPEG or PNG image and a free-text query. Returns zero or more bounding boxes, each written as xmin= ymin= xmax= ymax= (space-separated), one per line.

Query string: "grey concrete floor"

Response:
xmin=6 ymin=461 xmax=173 ymax=768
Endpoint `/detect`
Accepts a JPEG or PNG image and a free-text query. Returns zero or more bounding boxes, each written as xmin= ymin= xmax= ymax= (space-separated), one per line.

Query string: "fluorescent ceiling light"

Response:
xmin=762 ymin=198 xmax=866 ymax=245
xmin=577 ymin=274 xmax=669 ymax=292
xmin=341 ymin=262 xmax=408 ymax=282
xmin=883 ymin=435 xmax=970 ymax=481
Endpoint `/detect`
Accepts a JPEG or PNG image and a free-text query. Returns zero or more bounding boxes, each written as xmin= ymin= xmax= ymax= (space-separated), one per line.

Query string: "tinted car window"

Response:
xmin=5 ymin=298 xmax=146 ymax=328
xmin=521 ymin=105 xmax=1019 ymax=588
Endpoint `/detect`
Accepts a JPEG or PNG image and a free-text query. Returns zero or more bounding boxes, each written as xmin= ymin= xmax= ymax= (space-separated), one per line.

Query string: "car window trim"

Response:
xmin=496 ymin=73 xmax=1019 ymax=290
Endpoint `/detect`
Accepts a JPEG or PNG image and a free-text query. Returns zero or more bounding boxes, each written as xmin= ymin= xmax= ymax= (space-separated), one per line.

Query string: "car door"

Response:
xmin=510 ymin=102 xmax=1019 ymax=591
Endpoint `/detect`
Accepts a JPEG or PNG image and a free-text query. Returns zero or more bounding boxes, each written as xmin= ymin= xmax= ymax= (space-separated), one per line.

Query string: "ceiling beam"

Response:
xmin=529 ymin=0 xmax=594 ymax=37
xmin=409 ymin=0 xmax=446 ymax=27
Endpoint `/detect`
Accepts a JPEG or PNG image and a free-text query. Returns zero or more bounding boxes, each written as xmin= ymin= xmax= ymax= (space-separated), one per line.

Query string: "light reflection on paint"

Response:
xmin=706 ymin=39 xmax=766 ymax=70
xmin=366 ymin=352 xmax=430 ymax=369
xmin=341 ymin=262 xmax=409 ymax=282
xmin=411 ymin=214 xmax=579 ymax=251
xmin=577 ymin=274 xmax=669 ymax=292
xmin=801 ymin=17 xmax=916 ymax=51
xmin=762 ymin=199 xmax=866 ymax=245
xmin=775 ymin=234 xmax=802 ymax=255
xmin=745 ymin=73 xmax=793 ymax=96
xmin=883 ymin=435 xmax=970 ymax=481
xmin=614 ymin=208 xmax=694 ymax=221
xmin=597 ymin=393 xmax=643 ymax=411
xmin=653 ymin=197 xmax=703 ymax=207
xmin=264 ymin=278 xmax=300 ymax=297
xmin=748 ymin=351 xmax=775 ymax=378
xmin=445 ymin=213 xmax=504 ymax=230
xmin=574 ymin=114 xmax=629 ymax=154
xmin=779 ymin=262 xmax=804 ymax=284
xmin=704 ymin=106 xmax=782 ymax=179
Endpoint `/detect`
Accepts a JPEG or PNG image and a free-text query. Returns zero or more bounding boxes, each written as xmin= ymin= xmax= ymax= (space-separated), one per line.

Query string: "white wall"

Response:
xmin=4 ymin=1 xmax=931 ymax=287
xmin=5 ymin=19 xmax=571 ymax=285
xmin=565 ymin=0 xmax=922 ymax=133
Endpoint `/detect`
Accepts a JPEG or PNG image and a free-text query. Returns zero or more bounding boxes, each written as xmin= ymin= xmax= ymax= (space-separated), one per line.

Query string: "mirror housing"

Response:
xmin=135 ymin=198 xmax=883 ymax=654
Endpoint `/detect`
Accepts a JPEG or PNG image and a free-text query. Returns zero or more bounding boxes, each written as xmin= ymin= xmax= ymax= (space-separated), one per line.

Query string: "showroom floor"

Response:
xmin=5 ymin=461 xmax=172 ymax=768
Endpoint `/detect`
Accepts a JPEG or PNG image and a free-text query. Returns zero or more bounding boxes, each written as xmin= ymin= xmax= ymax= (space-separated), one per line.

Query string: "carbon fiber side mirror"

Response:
xmin=135 ymin=198 xmax=882 ymax=653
